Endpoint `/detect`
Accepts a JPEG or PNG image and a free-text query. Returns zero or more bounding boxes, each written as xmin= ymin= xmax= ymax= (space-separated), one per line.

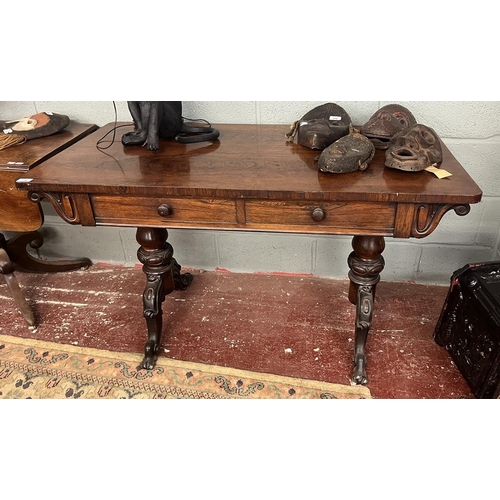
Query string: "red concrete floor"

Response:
xmin=1 ymin=263 xmax=473 ymax=399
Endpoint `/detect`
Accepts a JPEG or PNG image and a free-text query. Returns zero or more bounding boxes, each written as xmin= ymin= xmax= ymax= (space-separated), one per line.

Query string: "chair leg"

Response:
xmin=0 ymin=248 xmax=36 ymax=329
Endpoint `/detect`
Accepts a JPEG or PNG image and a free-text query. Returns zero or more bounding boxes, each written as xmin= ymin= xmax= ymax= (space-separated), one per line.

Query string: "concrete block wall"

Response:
xmin=2 ymin=101 xmax=499 ymax=285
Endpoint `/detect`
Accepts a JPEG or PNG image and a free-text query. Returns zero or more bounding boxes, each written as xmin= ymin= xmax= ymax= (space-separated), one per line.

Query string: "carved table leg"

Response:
xmin=1 ymin=232 xmax=91 ymax=273
xmin=347 ymin=235 xmax=385 ymax=385
xmin=0 ymin=248 xmax=36 ymax=328
xmin=136 ymin=227 xmax=193 ymax=370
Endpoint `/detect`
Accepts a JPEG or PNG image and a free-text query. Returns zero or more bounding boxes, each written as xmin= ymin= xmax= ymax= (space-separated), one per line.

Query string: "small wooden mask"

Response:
xmin=286 ymin=103 xmax=351 ymax=150
xmin=385 ymin=124 xmax=443 ymax=172
xmin=318 ymin=126 xmax=375 ymax=174
xmin=360 ymin=104 xmax=416 ymax=150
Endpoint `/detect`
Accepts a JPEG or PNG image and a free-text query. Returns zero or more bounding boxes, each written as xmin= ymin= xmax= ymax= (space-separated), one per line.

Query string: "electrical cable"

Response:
xmin=96 ymin=101 xmax=132 ymax=151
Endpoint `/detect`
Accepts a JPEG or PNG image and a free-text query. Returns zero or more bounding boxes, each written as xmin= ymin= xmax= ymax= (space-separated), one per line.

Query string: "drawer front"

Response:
xmin=245 ymin=201 xmax=396 ymax=233
xmin=91 ymin=196 xmax=397 ymax=233
xmin=91 ymin=196 xmax=237 ymax=226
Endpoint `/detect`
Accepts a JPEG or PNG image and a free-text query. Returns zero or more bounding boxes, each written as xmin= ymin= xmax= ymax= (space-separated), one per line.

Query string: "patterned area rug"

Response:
xmin=0 ymin=334 xmax=371 ymax=399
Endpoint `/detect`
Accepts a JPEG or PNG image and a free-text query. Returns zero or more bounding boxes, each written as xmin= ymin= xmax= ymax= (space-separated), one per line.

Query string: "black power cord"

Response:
xmin=95 ymin=101 xmax=131 ymax=151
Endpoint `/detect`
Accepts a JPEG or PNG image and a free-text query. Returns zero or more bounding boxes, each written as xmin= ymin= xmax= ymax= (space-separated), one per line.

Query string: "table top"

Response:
xmin=16 ymin=122 xmax=483 ymax=205
xmin=1 ymin=122 xmax=98 ymax=172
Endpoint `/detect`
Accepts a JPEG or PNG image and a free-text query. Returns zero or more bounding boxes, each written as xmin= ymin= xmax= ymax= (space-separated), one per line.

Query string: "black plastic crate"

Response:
xmin=434 ymin=261 xmax=500 ymax=398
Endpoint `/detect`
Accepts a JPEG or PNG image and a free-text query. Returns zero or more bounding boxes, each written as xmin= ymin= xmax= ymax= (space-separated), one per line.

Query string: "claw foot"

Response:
xmin=172 ymin=258 xmax=193 ymax=290
xmin=351 ymin=356 xmax=368 ymax=385
xmin=140 ymin=340 xmax=157 ymax=370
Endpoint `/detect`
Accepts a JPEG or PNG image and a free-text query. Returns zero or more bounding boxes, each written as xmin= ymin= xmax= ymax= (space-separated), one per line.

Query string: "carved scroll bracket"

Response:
xmin=29 ymin=191 xmax=82 ymax=225
xmin=412 ymin=203 xmax=471 ymax=238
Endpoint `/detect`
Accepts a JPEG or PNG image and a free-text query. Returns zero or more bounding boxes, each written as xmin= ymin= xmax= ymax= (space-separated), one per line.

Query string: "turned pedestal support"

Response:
xmin=347 ymin=235 xmax=386 ymax=385
xmin=136 ymin=227 xmax=193 ymax=370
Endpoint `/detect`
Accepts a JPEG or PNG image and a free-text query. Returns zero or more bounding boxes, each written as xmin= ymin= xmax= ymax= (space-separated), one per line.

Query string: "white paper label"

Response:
xmin=425 ymin=165 xmax=452 ymax=179
xmin=3 ymin=128 xmax=13 ymax=134
xmin=16 ymin=178 xmax=33 ymax=183
xmin=329 ymin=116 xmax=342 ymax=121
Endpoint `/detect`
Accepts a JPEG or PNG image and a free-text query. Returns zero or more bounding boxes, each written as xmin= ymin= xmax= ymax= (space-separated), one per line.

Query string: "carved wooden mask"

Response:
xmin=385 ymin=124 xmax=443 ymax=172
xmin=360 ymin=104 xmax=417 ymax=150
xmin=318 ymin=128 xmax=375 ymax=174
xmin=286 ymin=103 xmax=351 ymax=150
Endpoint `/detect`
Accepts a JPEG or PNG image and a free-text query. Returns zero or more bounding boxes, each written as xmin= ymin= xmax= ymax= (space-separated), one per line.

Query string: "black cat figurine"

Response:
xmin=122 ymin=101 xmax=219 ymax=151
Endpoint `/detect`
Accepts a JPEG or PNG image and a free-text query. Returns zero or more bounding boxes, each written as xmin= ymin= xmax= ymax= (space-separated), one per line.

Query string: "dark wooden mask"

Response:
xmin=360 ymin=104 xmax=417 ymax=150
xmin=286 ymin=103 xmax=351 ymax=150
xmin=318 ymin=126 xmax=375 ymax=174
xmin=385 ymin=124 xmax=443 ymax=172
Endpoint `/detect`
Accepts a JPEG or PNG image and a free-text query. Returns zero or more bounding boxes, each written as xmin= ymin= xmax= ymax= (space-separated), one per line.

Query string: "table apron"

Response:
xmin=31 ymin=191 xmax=472 ymax=239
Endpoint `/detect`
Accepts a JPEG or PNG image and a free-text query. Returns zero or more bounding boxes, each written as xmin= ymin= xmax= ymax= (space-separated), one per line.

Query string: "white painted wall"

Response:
xmin=2 ymin=101 xmax=499 ymax=285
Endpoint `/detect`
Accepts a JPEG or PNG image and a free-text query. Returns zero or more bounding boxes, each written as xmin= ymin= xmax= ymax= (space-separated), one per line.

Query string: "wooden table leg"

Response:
xmin=0 ymin=248 xmax=36 ymax=329
xmin=347 ymin=235 xmax=385 ymax=385
xmin=136 ymin=227 xmax=193 ymax=370
xmin=1 ymin=231 xmax=91 ymax=331
xmin=1 ymin=231 xmax=91 ymax=273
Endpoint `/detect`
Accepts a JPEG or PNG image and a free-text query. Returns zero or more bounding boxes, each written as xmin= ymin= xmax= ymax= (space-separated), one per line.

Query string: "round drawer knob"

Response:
xmin=157 ymin=203 xmax=172 ymax=217
xmin=311 ymin=207 xmax=325 ymax=222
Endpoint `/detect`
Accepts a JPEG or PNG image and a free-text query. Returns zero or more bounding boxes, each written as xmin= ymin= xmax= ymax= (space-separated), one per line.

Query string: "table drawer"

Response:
xmin=245 ymin=200 xmax=396 ymax=232
xmin=91 ymin=196 xmax=237 ymax=226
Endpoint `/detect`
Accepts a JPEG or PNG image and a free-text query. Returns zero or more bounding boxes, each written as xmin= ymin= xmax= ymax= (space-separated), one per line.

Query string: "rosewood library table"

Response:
xmin=16 ymin=123 xmax=483 ymax=384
